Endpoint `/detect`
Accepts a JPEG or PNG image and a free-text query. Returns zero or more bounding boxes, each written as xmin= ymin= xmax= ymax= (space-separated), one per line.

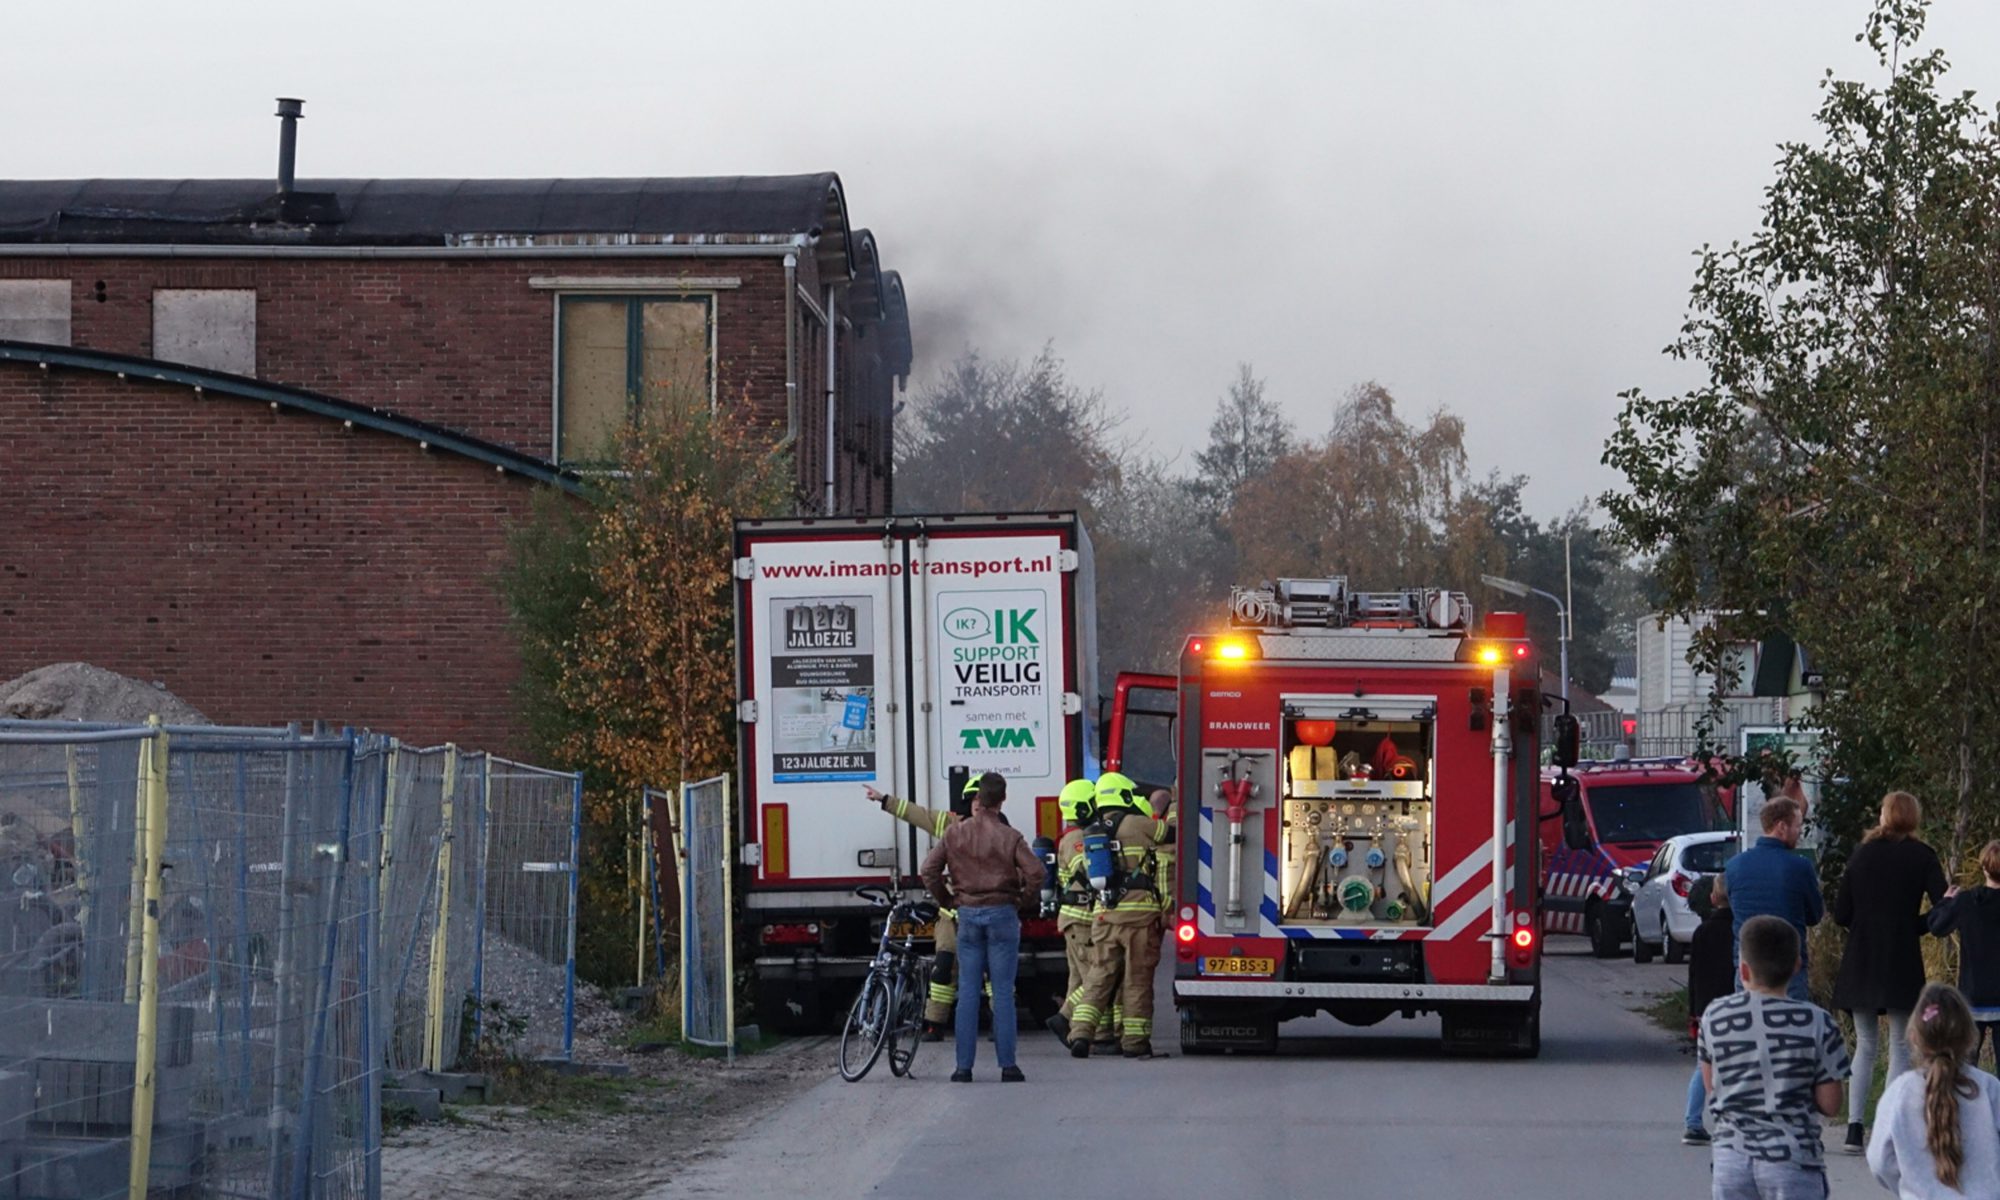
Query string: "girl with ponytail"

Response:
xmin=1867 ymin=983 xmax=2000 ymax=1197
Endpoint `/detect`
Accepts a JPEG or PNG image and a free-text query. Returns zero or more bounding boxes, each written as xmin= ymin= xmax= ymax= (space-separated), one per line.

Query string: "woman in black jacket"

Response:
xmin=1926 ymin=838 xmax=2000 ymax=1065
xmin=1831 ymin=790 xmax=1948 ymax=1154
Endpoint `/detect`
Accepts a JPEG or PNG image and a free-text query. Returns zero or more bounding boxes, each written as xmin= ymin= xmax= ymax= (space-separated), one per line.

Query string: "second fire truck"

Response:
xmin=1137 ymin=576 xmax=1568 ymax=1057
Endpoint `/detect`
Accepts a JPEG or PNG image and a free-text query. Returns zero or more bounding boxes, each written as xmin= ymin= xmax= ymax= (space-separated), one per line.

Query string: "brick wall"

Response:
xmin=0 ymin=363 xmax=544 ymax=750
xmin=0 ymin=254 xmax=892 ymax=515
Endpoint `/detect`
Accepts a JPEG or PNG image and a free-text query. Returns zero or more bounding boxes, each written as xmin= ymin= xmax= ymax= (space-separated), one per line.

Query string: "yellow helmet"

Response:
xmin=1096 ymin=771 xmax=1140 ymax=813
xmin=1058 ymin=779 xmax=1097 ymax=823
xmin=962 ymin=774 xmax=983 ymax=800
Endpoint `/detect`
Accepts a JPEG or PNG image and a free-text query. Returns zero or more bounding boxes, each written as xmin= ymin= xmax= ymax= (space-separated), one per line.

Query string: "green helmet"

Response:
xmin=1096 ymin=771 xmax=1139 ymax=813
xmin=1058 ymin=779 xmax=1097 ymax=823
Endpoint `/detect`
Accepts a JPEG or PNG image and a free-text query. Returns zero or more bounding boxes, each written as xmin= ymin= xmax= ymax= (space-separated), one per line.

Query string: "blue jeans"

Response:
xmin=954 ymin=905 xmax=1020 ymax=1072
xmin=1711 ymin=1148 xmax=1827 ymax=1199
xmin=1686 ymin=1065 xmax=1706 ymax=1133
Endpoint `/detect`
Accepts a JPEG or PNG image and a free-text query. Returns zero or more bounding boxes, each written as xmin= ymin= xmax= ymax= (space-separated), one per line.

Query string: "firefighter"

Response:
xmin=1045 ymin=777 xmax=1101 ymax=1046
xmin=863 ymin=775 xmax=984 ymax=1038
xmin=1066 ymin=771 xmax=1175 ymax=1058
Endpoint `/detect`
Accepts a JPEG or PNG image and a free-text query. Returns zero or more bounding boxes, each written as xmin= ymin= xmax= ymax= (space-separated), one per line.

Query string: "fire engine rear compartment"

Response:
xmin=1277 ymin=700 xmax=1436 ymax=931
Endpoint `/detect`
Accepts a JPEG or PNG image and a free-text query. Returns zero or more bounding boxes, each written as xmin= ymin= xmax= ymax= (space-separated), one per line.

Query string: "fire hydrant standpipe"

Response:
xmin=1220 ymin=776 xmax=1254 ymax=921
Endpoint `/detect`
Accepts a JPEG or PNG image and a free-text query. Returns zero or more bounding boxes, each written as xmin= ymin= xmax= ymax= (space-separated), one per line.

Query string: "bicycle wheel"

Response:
xmin=887 ymin=967 xmax=927 ymax=1077
xmin=838 ymin=972 xmax=892 ymax=1082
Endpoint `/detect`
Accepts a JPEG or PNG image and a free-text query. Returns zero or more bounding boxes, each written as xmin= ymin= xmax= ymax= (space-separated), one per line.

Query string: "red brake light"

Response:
xmin=1507 ymin=923 xmax=1537 ymax=967
xmin=1671 ymin=873 xmax=1692 ymax=898
xmin=1190 ymin=639 xmax=1204 ymax=654
xmin=1513 ymin=644 xmax=1529 ymax=658
xmin=1021 ymin=917 xmax=1059 ymax=939
xmin=1176 ymin=921 xmax=1197 ymax=944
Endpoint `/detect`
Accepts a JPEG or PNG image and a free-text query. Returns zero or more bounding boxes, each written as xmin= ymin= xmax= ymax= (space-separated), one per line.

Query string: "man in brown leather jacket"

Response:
xmin=921 ymin=773 xmax=1043 ymax=1082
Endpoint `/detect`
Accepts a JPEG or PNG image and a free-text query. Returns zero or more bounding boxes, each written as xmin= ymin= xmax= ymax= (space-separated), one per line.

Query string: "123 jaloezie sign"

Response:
xmin=768 ymin=596 xmax=877 ymax=783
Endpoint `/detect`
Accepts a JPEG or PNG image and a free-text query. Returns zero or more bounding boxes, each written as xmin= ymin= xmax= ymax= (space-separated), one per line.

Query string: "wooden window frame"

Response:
xmin=552 ymin=292 xmax=717 ymax=464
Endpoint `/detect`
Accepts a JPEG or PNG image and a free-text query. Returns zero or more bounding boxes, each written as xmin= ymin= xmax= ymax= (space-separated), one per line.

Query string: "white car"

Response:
xmin=1630 ymin=831 xmax=1740 ymax=964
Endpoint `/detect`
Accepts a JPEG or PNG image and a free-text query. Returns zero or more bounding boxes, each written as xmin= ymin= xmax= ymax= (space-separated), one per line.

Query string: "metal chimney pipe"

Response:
xmin=275 ymin=98 xmax=304 ymax=194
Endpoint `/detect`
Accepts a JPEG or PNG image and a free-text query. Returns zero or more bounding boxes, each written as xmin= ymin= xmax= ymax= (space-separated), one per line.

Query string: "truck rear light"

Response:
xmin=760 ymin=922 xmax=820 ymax=946
xmin=1508 ymin=924 xmax=1536 ymax=967
xmin=1513 ymin=644 xmax=1530 ymax=659
xmin=1179 ymin=905 xmax=1195 ymax=922
xmin=1177 ymin=921 xmax=1197 ymax=944
xmin=1021 ymin=917 xmax=1059 ymax=939
xmin=1671 ymin=873 xmax=1692 ymax=898
xmin=1214 ymin=638 xmax=1256 ymax=661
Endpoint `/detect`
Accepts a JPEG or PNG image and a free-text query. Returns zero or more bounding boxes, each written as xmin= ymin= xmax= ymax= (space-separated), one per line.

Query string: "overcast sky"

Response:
xmin=9 ymin=1 xmax=1998 ymax=518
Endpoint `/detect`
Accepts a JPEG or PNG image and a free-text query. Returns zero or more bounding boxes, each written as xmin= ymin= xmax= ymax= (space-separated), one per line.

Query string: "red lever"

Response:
xmin=1219 ymin=778 xmax=1254 ymax=824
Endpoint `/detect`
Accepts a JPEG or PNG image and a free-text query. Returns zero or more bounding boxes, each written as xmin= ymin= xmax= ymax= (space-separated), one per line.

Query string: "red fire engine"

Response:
xmin=1131 ymin=576 xmax=1555 ymax=1057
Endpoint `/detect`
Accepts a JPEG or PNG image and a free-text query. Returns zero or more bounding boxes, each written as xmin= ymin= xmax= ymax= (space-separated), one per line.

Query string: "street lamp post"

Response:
xmin=1480 ymin=573 xmax=1569 ymax=701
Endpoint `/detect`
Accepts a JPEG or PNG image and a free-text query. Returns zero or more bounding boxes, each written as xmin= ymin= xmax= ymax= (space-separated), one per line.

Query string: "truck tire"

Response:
xmin=1586 ymin=904 xmax=1624 ymax=959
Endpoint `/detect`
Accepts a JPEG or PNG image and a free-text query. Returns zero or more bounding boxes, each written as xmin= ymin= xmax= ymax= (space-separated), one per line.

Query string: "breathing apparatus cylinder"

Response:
xmin=1032 ymin=836 xmax=1059 ymax=916
xmin=1082 ymin=825 xmax=1117 ymax=901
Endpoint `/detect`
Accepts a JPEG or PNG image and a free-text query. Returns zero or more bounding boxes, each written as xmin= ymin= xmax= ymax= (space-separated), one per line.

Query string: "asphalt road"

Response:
xmin=650 ymin=944 xmax=1882 ymax=1199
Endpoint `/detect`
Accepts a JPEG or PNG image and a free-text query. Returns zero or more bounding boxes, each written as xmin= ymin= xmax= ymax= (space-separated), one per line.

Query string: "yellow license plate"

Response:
xmin=890 ymin=922 xmax=934 ymax=940
xmin=1201 ymin=956 xmax=1275 ymax=976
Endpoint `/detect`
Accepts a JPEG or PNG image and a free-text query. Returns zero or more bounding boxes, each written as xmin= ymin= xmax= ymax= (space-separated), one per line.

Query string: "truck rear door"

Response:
xmin=737 ymin=531 xmax=908 ymax=888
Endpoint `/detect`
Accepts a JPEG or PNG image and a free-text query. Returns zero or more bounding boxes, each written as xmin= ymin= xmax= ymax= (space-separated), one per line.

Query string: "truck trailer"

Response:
xmin=732 ymin=513 xmax=1098 ymax=1030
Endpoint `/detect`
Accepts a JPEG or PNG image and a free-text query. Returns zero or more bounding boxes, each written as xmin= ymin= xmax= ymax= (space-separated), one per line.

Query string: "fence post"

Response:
xmin=722 ymin=775 xmax=736 ymax=1065
xmin=423 ymin=745 xmax=459 ymax=1073
xmin=268 ymin=724 xmax=303 ymax=1199
xmin=564 ymin=770 xmax=582 ymax=1061
xmin=471 ymin=752 xmax=492 ymax=1047
xmin=290 ymin=735 xmax=358 ymax=1200
xmin=360 ymin=739 xmax=385 ymax=1200
xmin=123 ymin=737 xmax=150 ymax=1003
xmin=127 ymin=718 xmax=169 ymax=1200
xmin=636 ymin=791 xmax=650 ymax=988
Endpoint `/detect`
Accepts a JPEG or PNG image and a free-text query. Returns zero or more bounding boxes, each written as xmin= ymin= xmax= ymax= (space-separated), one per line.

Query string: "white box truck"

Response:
xmin=733 ymin=512 xmax=1100 ymax=1029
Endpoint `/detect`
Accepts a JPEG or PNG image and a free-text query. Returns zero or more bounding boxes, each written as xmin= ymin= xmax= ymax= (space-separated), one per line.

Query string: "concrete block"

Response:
xmin=0 ymin=1134 xmax=127 ymax=1200
xmin=0 ymin=1071 xmax=29 ymax=1145
xmin=382 ymin=1088 xmax=441 ymax=1123
xmin=407 ymin=1071 xmax=485 ymax=1102
xmin=0 ymin=1000 xmax=195 ymax=1068
xmin=26 ymin=1059 xmax=193 ymax=1131
xmin=734 ymin=1024 xmax=762 ymax=1048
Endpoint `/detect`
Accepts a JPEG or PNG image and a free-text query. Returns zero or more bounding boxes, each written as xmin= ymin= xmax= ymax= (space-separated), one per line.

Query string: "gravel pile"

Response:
xmin=0 ymin=662 xmax=209 ymax=725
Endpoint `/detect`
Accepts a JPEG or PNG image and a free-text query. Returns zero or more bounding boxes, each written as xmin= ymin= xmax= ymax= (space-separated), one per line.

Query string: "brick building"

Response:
xmin=0 ymin=170 xmax=912 ymax=748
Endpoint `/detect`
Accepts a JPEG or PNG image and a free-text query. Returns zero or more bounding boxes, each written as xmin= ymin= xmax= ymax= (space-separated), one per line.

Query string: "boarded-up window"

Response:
xmin=556 ymin=295 xmax=713 ymax=463
xmin=0 ymin=280 xmax=71 ymax=345
xmin=153 ymin=289 xmax=256 ymax=375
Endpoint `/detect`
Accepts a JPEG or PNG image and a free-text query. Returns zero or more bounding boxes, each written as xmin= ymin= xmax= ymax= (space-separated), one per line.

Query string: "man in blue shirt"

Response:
xmin=1724 ymin=795 xmax=1822 ymax=1001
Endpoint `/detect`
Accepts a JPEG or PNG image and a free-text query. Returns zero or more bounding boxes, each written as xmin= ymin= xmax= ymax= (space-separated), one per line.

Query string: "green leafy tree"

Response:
xmin=502 ymin=403 xmax=792 ymax=984
xmin=1602 ymin=0 xmax=2000 ymax=862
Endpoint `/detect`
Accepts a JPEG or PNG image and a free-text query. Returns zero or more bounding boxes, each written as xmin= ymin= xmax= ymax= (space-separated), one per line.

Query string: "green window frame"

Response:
xmin=555 ymin=293 xmax=715 ymax=464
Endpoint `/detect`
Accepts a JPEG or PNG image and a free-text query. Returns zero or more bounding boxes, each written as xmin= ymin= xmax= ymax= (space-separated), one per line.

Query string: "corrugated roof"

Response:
xmin=0 ymin=174 xmax=847 ymax=246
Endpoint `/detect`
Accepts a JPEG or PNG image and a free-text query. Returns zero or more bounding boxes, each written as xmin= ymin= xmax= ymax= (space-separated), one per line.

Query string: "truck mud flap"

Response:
xmin=1179 ymin=1006 xmax=1279 ymax=1055
xmin=1439 ymin=998 xmax=1541 ymax=1059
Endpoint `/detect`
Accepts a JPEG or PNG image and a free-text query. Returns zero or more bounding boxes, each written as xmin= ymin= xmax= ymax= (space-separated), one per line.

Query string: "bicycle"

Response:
xmin=838 ymin=885 xmax=939 ymax=1082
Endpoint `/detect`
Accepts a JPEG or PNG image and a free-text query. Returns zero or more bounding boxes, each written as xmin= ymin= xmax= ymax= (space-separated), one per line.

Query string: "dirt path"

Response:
xmin=381 ymin=1036 xmax=832 ymax=1199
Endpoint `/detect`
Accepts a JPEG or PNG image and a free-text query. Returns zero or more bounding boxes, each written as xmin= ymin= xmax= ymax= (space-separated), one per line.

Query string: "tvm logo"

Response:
xmin=959 ymin=727 xmax=1037 ymax=750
